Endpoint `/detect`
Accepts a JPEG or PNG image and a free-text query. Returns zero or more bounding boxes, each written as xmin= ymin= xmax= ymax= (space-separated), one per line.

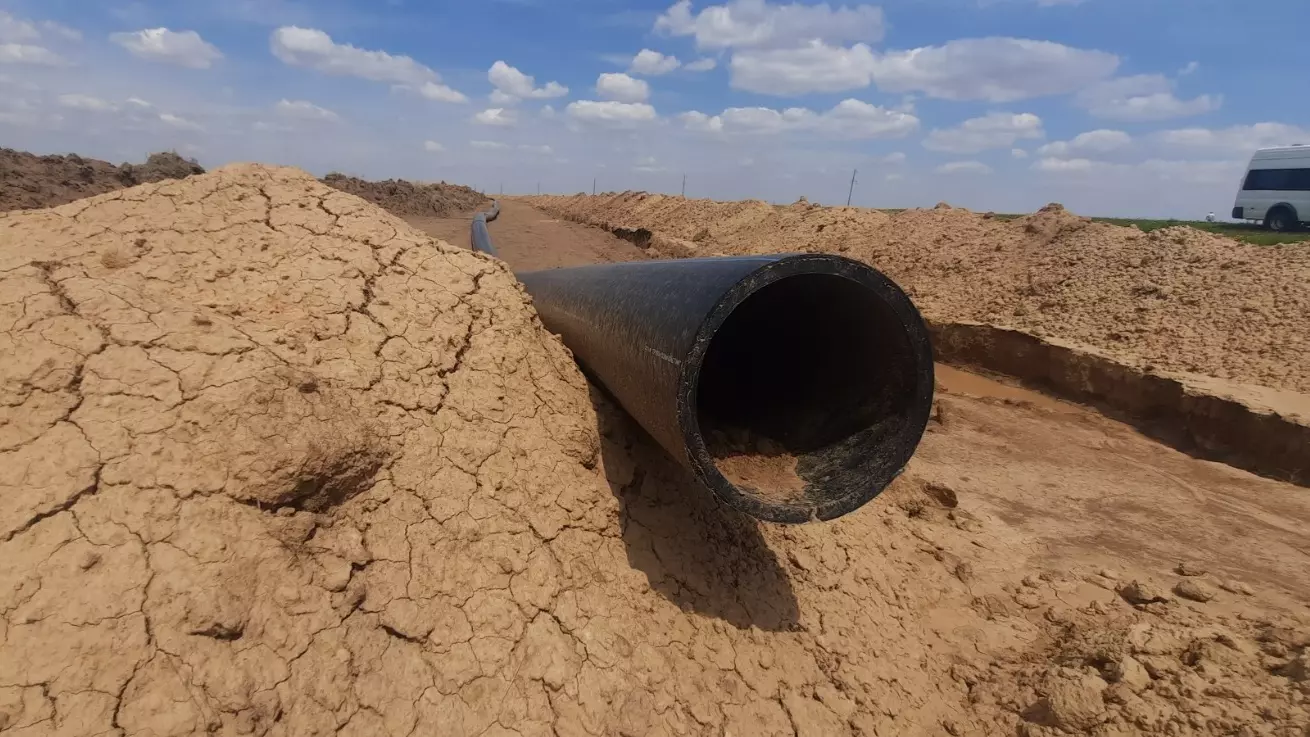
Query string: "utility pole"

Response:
xmin=681 ymin=173 xmax=686 ymax=197
xmin=537 ymin=182 xmax=541 ymax=195
xmin=499 ymin=183 xmax=503 ymax=195
xmin=846 ymin=168 xmax=858 ymax=207
xmin=592 ymin=177 xmax=596 ymax=195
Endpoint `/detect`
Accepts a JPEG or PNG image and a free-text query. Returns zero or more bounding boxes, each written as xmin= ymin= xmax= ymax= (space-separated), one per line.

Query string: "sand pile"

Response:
xmin=0 ymin=149 xmax=204 ymax=212
xmin=321 ymin=173 xmax=489 ymax=218
xmin=2 ymin=168 xmax=1304 ymax=736
xmin=526 ymin=193 xmax=1310 ymax=394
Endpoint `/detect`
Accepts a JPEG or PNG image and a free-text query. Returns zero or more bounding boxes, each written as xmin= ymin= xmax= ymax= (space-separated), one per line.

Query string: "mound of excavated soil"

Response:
xmin=525 ymin=194 xmax=1310 ymax=395
xmin=3 ymin=169 xmax=1304 ymax=736
xmin=0 ymin=149 xmax=204 ymax=212
xmin=321 ymin=173 xmax=489 ymax=218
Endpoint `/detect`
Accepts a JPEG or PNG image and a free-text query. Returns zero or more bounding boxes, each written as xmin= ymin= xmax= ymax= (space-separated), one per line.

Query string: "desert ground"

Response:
xmin=1 ymin=152 xmax=1306 ymax=737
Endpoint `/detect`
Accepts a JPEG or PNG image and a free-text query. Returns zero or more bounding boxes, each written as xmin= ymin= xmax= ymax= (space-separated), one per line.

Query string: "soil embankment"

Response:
xmin=0 ymin=149 xmax=204 ymax=211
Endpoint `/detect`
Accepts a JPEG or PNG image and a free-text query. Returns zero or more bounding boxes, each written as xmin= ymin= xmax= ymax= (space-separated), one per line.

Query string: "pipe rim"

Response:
xmin=677 ymin=253 xmax=935 ymax=523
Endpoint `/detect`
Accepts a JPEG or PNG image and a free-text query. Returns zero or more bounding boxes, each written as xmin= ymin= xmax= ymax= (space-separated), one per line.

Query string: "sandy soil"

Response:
xmin=0 ymin=149 xmax=204 ymax=212
xmin=406 ymin=199 xmax=651 ymax=271
xmin=1 ymin=172 xmax=1307 ymax=737
xmin=524 ymin=194 xmax=1310 ymax=395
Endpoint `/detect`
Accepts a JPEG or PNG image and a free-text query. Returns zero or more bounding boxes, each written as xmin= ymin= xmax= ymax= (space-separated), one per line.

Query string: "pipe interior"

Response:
xmin=696 ymin=273 xmax=918 ymax=509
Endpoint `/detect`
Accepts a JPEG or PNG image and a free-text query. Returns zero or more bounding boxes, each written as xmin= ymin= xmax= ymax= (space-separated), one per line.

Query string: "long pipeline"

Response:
xmin=470 ymin=200 xmax=500 ymax=257
xmin=468 ymin=201 xmax=935 ymax=524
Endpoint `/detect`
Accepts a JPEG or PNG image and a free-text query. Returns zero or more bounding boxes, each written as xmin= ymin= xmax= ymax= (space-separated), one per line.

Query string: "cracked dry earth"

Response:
xmin=3 ymin=165 xmax=1308 ymax=737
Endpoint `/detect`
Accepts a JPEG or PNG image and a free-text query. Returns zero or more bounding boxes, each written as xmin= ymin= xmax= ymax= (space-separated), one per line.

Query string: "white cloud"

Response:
xmin=540 ymin=105 xmax=557 ymax=119
xmin=1036 ymin=129 xmax=1131 ymax=157
xmin=869 ymin=37 xmax=1119 ymax=102
xmin=629 ymin=49 xmax=680 ymax=75
xmin=0 ymin=11 xmax=39 ymax=42
xmin=634 ymin=155 xmax=666 ymax=172
xmin=423 ymin=140 xmax=445 ymax=152
xmin=1012 ymin=148 xmax=1028 ymax=158
xmin=1033 ymin=157 xmax=1242 ymax=186
xmin=58 ymin=93 xmax=116 ymax=112
xmin=0 ymin=43 xmax=67 ymax=66
xmin=1076 ymin=74 xmax=1221 ymax=121
xmin=470 ymin=140 xmax=508 ymax=150
xmin=488 ymin=60 xmax=568 ymax=102
xmin=596 ymin=72 xmax=650 ymax=103
xmin=472 ymin=107 xmax=516 ymax=126
xmin=682 ymin=99 xmax=918 ymax=140
xmin=818 ymin=99 xmax=920 ymax=139
xmin=729 ymin=36 xmax=1121 ymax=100
xmin=1179 ymin=61 xmax=1199 ymax=76
xmin=1034 ymin=157 xmax=1101 ymax=173
xmin=730 ymin=41 xmax=876 ymax=95
xmin=126 ymin=97 xmax=151 ymax=108
xmin=714 ymin=106 xmax=811 ymax=134
xmin=0 ymin=12 xmax=73 ymax=44
xmin=566 ymin=100 xmax=658 ymax=128
xmin=680 ymin=110 xmax=724 ymax=133
xmin=881 ymin=152 xmax=907 ymax=164
xmin=271 ymin=26 xmax=440 ymax=86
xmin=685 ymin=57 xmax=717 ymax=72
xmin=41 ymin=21 xmax=81 ymax=42
xmin=655 ymin=0 xmax=885 ymax=50
xmin=489 ymin=89 xmax=515 ymax=105
xmin=923 ymin=112 xmax=1043 ymax=153
xmin=111 ymin=28 xmax=222 ymax=69
xmin=519 ymin=144 xmax=554 ymax=154
xmin=1135 ymin=159 xmax=1242 ymax=184
xmin=1155 ymin=123 xmax=1310 ymax=154
xmin=159 ymin=112 xmax=203 ymax=132
xmin=936 ymin=161 xmax=993 ymax=175
xmin=275 ymin=99 xmax=339 ymax=121
xmin=412 ymin=81 xmax=468 ymax=103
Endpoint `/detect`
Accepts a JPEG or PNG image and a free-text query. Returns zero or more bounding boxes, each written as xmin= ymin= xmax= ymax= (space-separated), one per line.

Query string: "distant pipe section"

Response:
xmin=470 ymin=205 xmax=935 ymax=524
xmin=470 ymin=200 xmax=500 ymax=257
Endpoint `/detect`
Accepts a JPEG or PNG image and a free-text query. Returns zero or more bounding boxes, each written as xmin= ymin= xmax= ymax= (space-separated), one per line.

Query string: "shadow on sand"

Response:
xmin=590 ymin=386 xmax=801 ymax=632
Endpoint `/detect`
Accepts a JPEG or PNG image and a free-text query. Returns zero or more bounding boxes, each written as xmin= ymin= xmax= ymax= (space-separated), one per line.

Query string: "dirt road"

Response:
xmin=408 ymin=202 xmax=1310 ymax=609
xmin=406 ymin=199 xmax=649 ymax=272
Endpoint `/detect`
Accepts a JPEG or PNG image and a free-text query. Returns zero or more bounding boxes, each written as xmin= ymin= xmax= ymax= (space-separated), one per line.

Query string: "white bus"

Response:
xmin=1232 ymin=145 xmax=1310 ymax=232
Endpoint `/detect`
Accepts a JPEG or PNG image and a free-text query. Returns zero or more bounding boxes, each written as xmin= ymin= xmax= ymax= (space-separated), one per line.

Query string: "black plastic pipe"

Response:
xmin=470 ymin=200 xmax=500 ymax=257
xmin=516 ymin=255 xmax=935 ymax=524
xmin=468 ymin=204 xmax=934 ymax=523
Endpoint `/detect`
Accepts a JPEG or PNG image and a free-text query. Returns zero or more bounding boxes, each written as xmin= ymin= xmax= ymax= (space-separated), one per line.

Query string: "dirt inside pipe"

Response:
xmin=705 ymin=430 xmax=808 ymax=503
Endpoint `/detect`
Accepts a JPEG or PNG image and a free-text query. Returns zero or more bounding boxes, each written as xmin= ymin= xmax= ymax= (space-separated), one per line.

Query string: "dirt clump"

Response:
xmin=1023 ymin=202 xmax=1092 ymax=244
xmin=714 ymin=453 xmax=805 ymax=497
xmin=128 ymin=151 xmax=206 ymax=182
xmin=321 ymin=172 xmax=489 ymax=217
xmin=1174 ymin=579 xmax=1218 ymax=602
xmin=982 ymin=601 xmax=1309 ymax=736
xmin=524 ymin=192 xmax=1310 ymax=394
xmin=0 ymin=148 xmax=204 ymax=212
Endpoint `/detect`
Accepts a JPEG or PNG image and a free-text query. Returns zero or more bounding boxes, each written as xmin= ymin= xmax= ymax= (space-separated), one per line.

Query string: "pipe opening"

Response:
xmin=696 ymin=272 xmax=919 ymax=513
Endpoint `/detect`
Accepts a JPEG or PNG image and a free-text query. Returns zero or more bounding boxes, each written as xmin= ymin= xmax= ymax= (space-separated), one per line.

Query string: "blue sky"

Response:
xmin=1 ymin=0 xmax=1307 ymax=218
